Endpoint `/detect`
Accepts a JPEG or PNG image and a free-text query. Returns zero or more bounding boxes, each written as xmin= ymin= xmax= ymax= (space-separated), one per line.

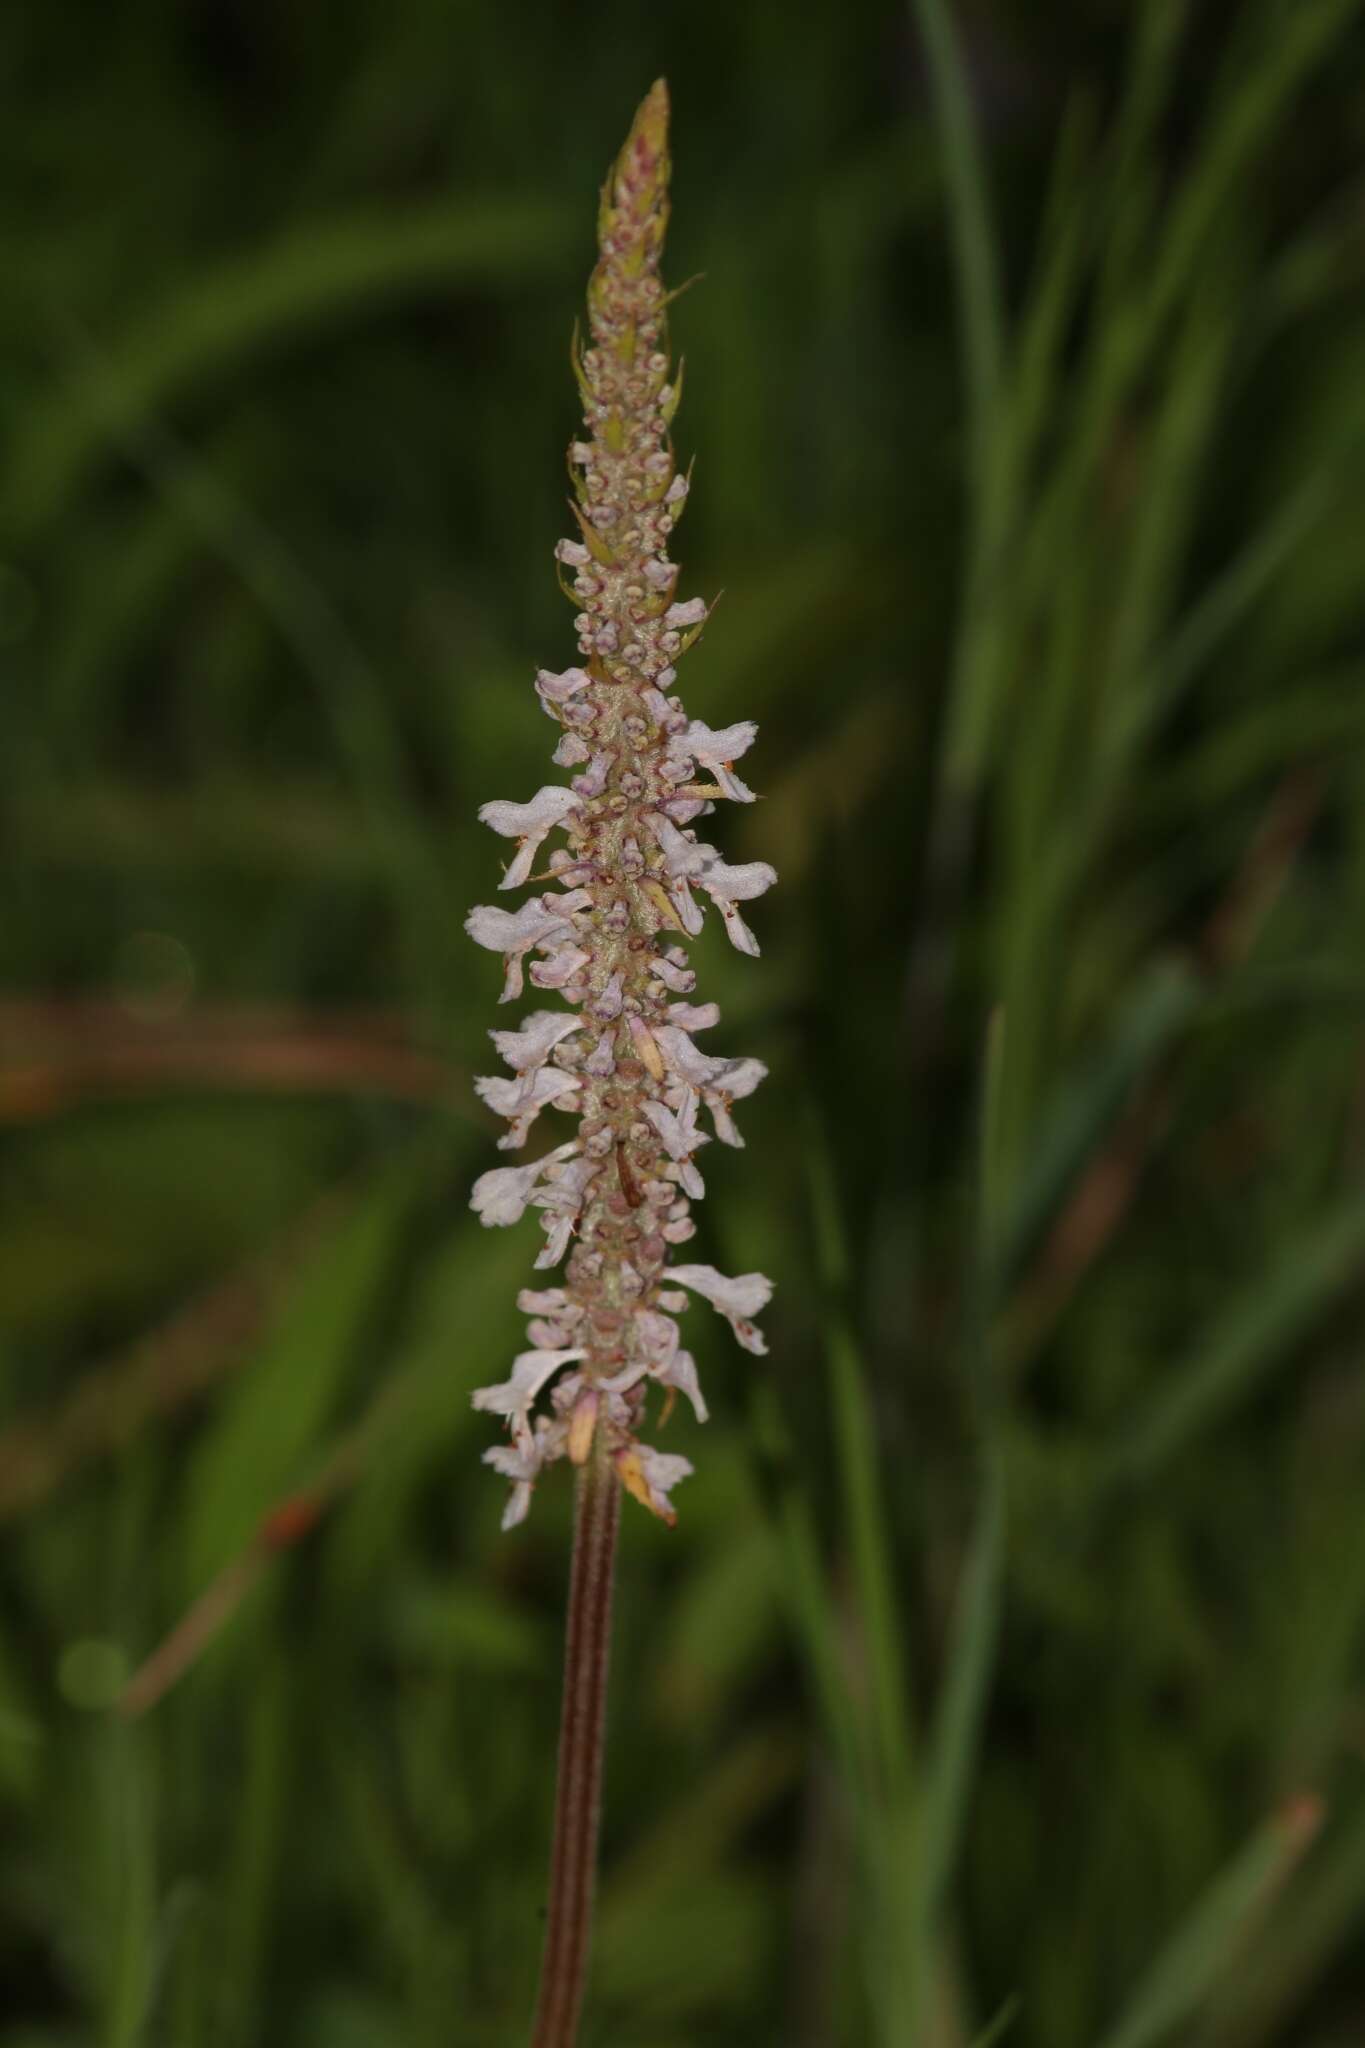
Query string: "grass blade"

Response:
xmin=1108 ymin=1187 xmax=1365 ymax=1484
xmin=6 ymin=196 xmax=574 ymax=535
xmin=1094 ymin=1799 xmax=1321 ymax=2048
xmin=806 ymin=1108 xmax=914 ymax=1800
xmin=906 ymin=0 xmax=1005 ymax=513
xmin=912 ymin=1015 xmax=1009 ymax=2022
xmin=969 ymin=1994 xmax=1020 ymax=2048
xmin=997 ymin=959 xmax=1201 ymax=1293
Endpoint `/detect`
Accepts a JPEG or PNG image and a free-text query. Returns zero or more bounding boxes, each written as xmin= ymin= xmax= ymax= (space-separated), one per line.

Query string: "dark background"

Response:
xmin=3 ymin=2 xmax=1365 ymax=2043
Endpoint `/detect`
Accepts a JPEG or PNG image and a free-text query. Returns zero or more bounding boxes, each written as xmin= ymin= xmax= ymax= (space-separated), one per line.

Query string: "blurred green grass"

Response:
xmin=3 ymin=0 xmax=1365 ymax=2042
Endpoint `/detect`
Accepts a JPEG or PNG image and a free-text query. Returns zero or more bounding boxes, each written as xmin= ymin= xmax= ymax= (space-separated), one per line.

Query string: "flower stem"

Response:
xmin=530 ymin=1427 xmax=621 ymax=2048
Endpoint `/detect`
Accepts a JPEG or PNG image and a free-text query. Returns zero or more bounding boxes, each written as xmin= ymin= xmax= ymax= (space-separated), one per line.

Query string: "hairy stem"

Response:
xmin=530 ymin=1428 xmax=621 ymax=2048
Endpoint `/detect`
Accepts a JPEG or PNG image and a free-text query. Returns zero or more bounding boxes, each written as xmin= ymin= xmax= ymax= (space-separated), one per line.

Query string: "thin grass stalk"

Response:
xmin=899 ymin=0 xmax=1007 ymax=1105
xmin=530 ymin=1425 xmax=621 ymax=2048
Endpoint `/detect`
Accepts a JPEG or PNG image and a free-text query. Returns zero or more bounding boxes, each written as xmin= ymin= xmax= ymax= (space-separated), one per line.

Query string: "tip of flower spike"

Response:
xmin=609 ymin=80 xmax=671 ymax=230
xmin=630 ymin=79 xmax=670 ymax=162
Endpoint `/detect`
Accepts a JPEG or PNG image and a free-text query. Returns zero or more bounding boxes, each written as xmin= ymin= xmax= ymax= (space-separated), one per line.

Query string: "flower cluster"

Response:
xmin=466 ymin=80 xmax=774 ymax=1530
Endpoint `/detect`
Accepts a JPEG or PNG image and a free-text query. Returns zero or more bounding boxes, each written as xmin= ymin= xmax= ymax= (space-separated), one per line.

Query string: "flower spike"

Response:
xmin=467 ymin=78 xmax=774 ymax=1529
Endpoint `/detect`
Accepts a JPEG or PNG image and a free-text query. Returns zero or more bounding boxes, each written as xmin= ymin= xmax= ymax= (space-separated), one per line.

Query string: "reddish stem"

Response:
xmin=530 ymin=1436 xmax=621 ymax=2048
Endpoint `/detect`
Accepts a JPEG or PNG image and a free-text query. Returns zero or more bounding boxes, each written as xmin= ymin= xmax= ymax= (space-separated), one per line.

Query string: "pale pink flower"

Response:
xmin=664 ymin=874 xmax=706 ymax=937
xmin=483 ymin=1412 xmax=570 ymax=1529
xmin=517 ymin=1285 xmax=577 ymax=1317
xmin=667 ymin=1263 xmax=773 ymax=1354
xmin=465 ymin=891 xmax=590 ymax=1002
xmin=648 ymin=811 xmax=709 ymax=877
xmin=649 ymin=952 xmax=696 ymax=994
xmin=642 ymin=686 xmax=685 ymax=731
xmin=474 ymin=1064 xmax=582 ymax=1149
xmin=479 ymin=786 xmax=583 ymax=890
xmin=672 ymin=719 xmax=760 ymax=802
xmin=470 ymin=1140 xmax=579 ymax=1227
xmin=705 ymin=1055 xmax=767 ymax=1146
xmin=658 ymin=1348 xmax=707 ymax=1422
xmin=641 ymin=1093 xmax=708 ymax=1199
xmin=615 ymin=1442 xmax=694 ymax=1525
xmin=535 ymin=665 xmax=592 ymax=711
xmin=490 ymin=1010 xmax=583 ymax=1072
xmin=668 ymin=1000 xmax=720 ymax=1031
xmin=651 ymin=1022 xmax=728 ymax=1089
xmin=646 ymin=1030 xmax=764 ymax=1145
xmin=697 ymin=859 xmax=778 ymax=956
xmin=472 ymin=1349 xmax=590 ymax=1447
xmin=528 ymin=943 xmax=592 ymax=991
xmin=571 ymin=751 xmax=613 ymax=798
xmin=482 ymin=1444 xmax=539 ymax=1530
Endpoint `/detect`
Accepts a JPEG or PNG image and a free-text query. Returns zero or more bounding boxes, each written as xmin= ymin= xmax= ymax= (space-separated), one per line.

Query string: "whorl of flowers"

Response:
xmin=465 ymin=80 xmax=774 ymax=1530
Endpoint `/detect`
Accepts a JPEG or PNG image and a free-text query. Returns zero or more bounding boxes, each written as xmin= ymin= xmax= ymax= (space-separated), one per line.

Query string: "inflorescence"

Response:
xmin=466 ymin=80 xmax=774 ymax=1530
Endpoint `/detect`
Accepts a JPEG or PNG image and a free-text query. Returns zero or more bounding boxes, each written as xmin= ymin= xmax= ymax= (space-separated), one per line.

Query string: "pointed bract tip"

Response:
xmin=640 ymin=78 xmax=670 ymax=135
xmin=611 ymin=80 xmax=671 ymax=219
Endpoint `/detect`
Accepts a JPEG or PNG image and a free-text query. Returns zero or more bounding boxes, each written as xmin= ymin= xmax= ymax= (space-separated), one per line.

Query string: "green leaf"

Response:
xmin=6 ymin=197 xmax=574 ymax=536
xmin=998 ymin=959 xmax=1202 ymax=1290
xmin=1108 ymin=1186 xmax=1365 ymax=1484
xmin=181 ymin=1157 xmax=418 ymax=1589
xmin=911 ymin=1017 xmax=1010 ymax=2026
xmin=969 ymin=1994 xmax=1021 ymax=2048
xmin=1094 ymin=1802 xmax=1320 ymax=2048
xmin=807 ymin=1108 xmax=914 ymax=1800
xmin=1204 ymin=1801 xmax=1365 ymax=2048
